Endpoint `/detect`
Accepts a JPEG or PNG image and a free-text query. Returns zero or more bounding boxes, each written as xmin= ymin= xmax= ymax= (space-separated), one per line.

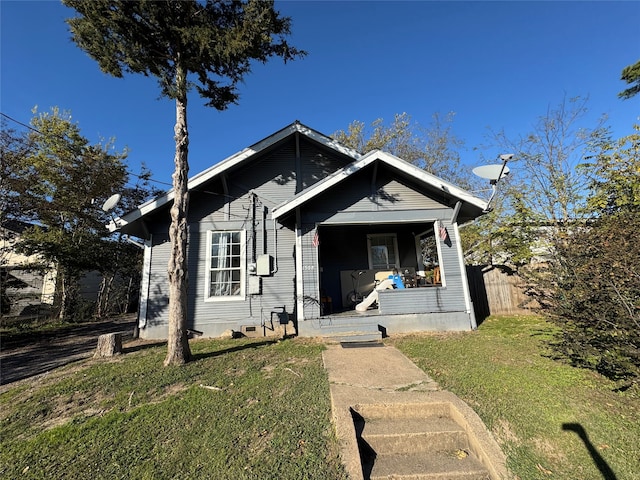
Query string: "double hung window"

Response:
xmin=206 ymin=230 xmax=244 ymax=300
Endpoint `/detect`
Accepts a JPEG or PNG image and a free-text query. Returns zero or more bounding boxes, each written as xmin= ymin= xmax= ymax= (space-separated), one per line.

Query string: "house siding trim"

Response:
xmin=295 ymin=210 xmax=304 ymax=322
xmin=138 ymin=237 xmax=153 ymax=328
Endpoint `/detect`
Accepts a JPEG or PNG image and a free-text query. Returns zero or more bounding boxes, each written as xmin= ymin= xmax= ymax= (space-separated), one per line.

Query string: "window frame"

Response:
xmin=204 ymin=230 xmax=246 ymax=302
xmin=366 ymin=233 xmax=400 ymax=270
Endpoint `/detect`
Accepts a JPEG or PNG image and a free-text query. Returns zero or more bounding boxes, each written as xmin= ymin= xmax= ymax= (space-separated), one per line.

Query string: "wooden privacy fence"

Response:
xmin=467 ymin=265 xmax=536 ymax=320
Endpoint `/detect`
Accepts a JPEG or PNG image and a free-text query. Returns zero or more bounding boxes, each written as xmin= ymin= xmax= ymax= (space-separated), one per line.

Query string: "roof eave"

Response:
xmin=114 ymin=121 xmax=362 ymax=233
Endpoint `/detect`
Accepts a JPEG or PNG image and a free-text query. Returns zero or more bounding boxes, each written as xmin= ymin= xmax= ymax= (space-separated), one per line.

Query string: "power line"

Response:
xmin=2 ymin=111 xmax=279 ymax=213
xmin=1 ymin=111 xmax=174 ymax=187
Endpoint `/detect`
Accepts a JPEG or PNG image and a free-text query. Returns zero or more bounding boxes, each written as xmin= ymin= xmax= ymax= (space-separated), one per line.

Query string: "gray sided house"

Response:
xmin=113 ymin=122 xmax=488 ymax=340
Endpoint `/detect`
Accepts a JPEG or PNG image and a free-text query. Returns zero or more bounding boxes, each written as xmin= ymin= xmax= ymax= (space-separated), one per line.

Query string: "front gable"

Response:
xmin=272 ymin=150 xmax=487 ymax=225
xmin=115 ymin=122 xmax=361 ymax=237
xmin=278 ymin=162 xmax=459 ymax=227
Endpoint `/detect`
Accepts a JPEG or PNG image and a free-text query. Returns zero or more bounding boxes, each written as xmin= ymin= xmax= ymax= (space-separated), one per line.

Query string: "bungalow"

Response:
xmin=111 ymin=122 xmax=488 ymax=340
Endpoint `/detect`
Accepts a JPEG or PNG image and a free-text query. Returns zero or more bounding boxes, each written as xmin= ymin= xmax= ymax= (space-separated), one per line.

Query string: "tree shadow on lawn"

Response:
xmin=562 ymin=423 xmax=617 ymax=480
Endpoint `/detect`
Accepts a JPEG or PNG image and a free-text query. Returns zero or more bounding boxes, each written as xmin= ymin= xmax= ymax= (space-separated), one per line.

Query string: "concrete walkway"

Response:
xmin=322 ymin=342 xmax=509 ymax=479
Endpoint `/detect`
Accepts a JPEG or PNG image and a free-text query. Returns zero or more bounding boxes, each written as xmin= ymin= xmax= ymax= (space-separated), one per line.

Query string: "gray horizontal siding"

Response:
xmin=188 ymin=220 xmax=296 ymax=331
xmin=140 ymin=218 xmax=298 ymax=339
xmin=299 ymin=137 xmax=352 ymax=190
xmin=144 ymin=233 xmax=170 ymax=337
xmin=376 ymin=178 xmax=443 ymax=210
xmin=378 ymin=287 xmax=466 ymax=314
xmin=307 ymin=208 xmax=452 ymax=225
xmin=301 ymin=167 xmax=447 ymax=221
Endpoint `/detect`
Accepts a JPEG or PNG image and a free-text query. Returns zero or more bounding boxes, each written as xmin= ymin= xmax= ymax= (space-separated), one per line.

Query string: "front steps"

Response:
xmin=352 ymin=403 xmax=492 ymax=480
xmin=315 ymin=315 xmax=383 ymax=343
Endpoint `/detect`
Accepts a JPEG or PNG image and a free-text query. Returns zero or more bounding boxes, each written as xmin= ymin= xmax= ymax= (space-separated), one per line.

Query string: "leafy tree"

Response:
xmin=462 ymin=189 xmax=541 ymax=268
xmin=333 ymin=112 xmax=472 ymax=188
xmin=469 ymin=96 xmax=608 ymax=273
xmin=1 ymin=122 xmax=34 ymax=229
xmin=490 ymin=96 xmax=608 ymax=226
xmin=619 ymin=59 xmax=640 ymax=99
xmin=8 ymin=108 xmax=131 ymax=320
xmin=1 ymin=125 xmax=33 ymax=314
xmin=64 ymin=0 xmax=305 ymax=365
xmin=581 ymin=124 xmax=640 ymax=215
xmin=541 ymin=126 xmax=640 ymax=383
xmin=550 ymin=213 xmax=640 ymax=383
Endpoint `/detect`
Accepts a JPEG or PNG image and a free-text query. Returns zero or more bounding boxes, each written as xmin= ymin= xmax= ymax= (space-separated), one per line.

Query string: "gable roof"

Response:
xmin=109 ymin=121 xmax=362 ymax=233
xmin=271 ymin=149 xmax=488 ymax=220
xmin=111 ymin=121 xmax=488 ymax=235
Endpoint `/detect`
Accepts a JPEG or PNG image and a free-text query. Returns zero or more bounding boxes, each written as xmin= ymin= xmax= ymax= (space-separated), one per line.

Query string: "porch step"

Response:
xmin=319 ymin=320 xmax=382 ymax=343
xmin=366 ymin=451 xmax=490 ymax=480
xmin=361 ymin=417 xmax=468 ymax=454
xmin=353 ymin=404 xmax=491 ymax=480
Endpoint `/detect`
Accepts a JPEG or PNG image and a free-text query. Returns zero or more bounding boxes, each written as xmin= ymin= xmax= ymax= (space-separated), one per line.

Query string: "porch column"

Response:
xmin=138 ymin=236 xmax=153 ymax=329
xmin=453 ymin=223 xmax=477 ymax=329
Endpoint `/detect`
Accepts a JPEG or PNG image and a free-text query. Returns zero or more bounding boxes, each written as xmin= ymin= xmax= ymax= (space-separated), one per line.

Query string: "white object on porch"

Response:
xmin=355 ymin=279 xmax=395 ymax=312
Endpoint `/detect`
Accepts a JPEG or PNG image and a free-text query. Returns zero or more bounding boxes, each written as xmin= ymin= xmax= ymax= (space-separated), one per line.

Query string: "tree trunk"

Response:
xmin=58 ymin=270 xmax=79 ymax=321
xmin=58 ymin=272 xmax=68 ymax=321
xmin=165 ymin=60 xmax=192 ymax=366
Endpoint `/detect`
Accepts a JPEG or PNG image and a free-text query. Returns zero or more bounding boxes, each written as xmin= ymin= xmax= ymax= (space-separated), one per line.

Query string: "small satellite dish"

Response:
xmin=472 ymin=164 xmax=511 ymax=181
xmin=102 ymin=193 xmax=121 ymax=212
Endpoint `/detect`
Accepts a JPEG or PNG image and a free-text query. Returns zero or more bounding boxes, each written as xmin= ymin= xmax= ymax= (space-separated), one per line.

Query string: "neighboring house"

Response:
xmin=111 ymin=122 xmax=488 ymax=340
xmin=1 ymin=220 xmax=56 ymax=317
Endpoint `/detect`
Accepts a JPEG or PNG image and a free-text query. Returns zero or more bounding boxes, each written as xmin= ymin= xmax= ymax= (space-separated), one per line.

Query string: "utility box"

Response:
xmin=256 ymin=254 xmax=272 ymax=276
xmin=248 ymin=276 xmax=261 ymax=295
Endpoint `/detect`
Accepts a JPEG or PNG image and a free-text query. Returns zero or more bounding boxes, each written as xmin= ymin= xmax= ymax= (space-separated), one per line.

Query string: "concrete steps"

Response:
xmin=352 ymin=403 xmax=491 ymax=480
xmin=317 ymin=316 xmax=383 ymax=343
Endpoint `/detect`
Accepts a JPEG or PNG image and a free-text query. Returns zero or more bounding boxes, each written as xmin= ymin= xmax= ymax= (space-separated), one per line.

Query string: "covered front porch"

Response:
xmin=315 ymin=222 xmax=444 ymax=315
xmin=294 ymin=219 xmax=477 ymax=339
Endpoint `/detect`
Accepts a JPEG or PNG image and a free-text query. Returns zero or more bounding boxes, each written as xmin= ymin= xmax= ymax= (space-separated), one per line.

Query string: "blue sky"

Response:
xmin=2 ymin=1 xmax=639 ymax=190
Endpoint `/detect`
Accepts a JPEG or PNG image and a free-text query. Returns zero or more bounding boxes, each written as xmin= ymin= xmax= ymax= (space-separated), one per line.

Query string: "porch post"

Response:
xmin=453 ymin=223 xmax=477 ymax=329
xmin=138 ymin=236 xmax=153 ymax=329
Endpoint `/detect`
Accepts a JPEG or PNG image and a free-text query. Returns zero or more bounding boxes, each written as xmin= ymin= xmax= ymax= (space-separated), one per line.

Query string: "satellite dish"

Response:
xmin=472 ymin=164 xmax=510 ymax=181
xmin=102 ymin=193 xmax=121 ymax=212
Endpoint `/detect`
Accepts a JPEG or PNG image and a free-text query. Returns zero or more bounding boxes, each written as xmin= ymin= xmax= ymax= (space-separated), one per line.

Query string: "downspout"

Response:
xmin=262 ymin=205 xmax=267 ymax=255
xmin=250 ymin=191 xmax=257 ymax=264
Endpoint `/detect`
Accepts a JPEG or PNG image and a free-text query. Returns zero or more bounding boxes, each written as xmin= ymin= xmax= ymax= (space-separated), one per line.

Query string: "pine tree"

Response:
xmin=63 ymin=0 xmax=304 ymax=365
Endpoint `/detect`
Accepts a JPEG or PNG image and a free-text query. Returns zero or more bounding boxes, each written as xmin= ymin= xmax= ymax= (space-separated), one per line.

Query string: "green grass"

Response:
xmin=2 ymin=316 xmax=638 ymax=479
xmin=0 ymin=338 xmax=347 ymax=480
xmin=0 ymin=316 xmax=75 ymax=339
xmin=390 ymin=316 xmax=640 ymax=480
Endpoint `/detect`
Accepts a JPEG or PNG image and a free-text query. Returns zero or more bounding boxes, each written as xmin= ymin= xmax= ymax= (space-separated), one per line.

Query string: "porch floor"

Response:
xmin=321 ymin=307 xmax=381 ymax=320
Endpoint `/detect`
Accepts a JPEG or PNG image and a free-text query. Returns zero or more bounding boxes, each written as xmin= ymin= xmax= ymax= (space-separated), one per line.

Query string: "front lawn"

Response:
xmin=391 ymin=315 xmax=639 ymax=480
xmin=0 ymin=337 xmax=347 ymax=479
xmin=2 ymin=315 xmax=637 ymax=479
